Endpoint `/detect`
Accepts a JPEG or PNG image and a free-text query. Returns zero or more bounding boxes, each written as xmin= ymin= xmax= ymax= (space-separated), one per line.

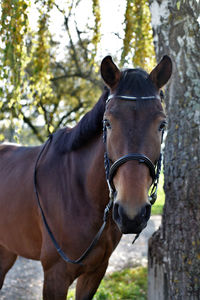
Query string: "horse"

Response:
xmin=0 ymin=55 xmax=172 ymax=299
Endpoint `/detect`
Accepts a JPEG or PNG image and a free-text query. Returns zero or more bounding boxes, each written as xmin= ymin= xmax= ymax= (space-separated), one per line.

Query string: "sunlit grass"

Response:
xmin=67 ymin=266 xmax=147 ymax=300
xmin=151 ymin=171 xmax=165 ymax=215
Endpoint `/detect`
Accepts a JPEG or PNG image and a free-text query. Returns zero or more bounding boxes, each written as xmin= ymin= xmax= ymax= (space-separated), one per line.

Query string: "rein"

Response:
xmin=34 ymin=135 xmax=112 ymax=265
xmin=34 ymin=92 xmax=164 ymax=265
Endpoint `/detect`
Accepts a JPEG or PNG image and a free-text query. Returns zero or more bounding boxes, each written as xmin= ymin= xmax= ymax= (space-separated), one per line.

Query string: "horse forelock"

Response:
xmin=117 ymin=68 xmax=157 ymax=98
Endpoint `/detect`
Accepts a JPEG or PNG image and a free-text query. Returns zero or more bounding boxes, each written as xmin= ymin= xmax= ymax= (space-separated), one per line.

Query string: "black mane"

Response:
xmin=54 ymin=87 xmax=109 ymax=153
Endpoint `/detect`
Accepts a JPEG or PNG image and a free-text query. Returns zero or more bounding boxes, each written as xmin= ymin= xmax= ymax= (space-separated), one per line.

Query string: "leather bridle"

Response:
xmin=33 ymin=92 xmax=164 ymax=265
xmin=102 ymin=93 xmax=163 ymax=244
xmin=103 ymin=94 xmax=163 ymax=206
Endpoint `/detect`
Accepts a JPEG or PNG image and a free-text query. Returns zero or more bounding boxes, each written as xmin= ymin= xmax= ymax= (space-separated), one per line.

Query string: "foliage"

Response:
xmin=0 ymin=0 xmax=31 ymax=141
xmin=0 ymin=0 xmax=155 ymax=143
xmin=0 ymin=0 xmax=30 ymax=103
xmin=0 ymin=0 xmax=102 ymax=142
xmin=91 ymin=0 xmax=101 ymax=62
xmin=121 ymin=0 xmax=156 ymax=71
xmin=0 ymin=0 xmax=56 ymax=142
xmin=67 ymin=266 xmax=147 ymax=300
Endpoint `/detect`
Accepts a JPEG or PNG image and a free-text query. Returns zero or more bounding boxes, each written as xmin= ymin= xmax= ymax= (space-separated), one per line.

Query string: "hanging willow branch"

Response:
xmin=121 ymin=0 xmax=156 ymax=71
xmin=0 ymin=0 xmax=30 ymax=112
xmin=91 ymin=0 xmax=101 ymax=61
xmin=30 ymin=1 xmax=55 ymax=134
xmin=0 ymin=0 xmax=56 ymax=141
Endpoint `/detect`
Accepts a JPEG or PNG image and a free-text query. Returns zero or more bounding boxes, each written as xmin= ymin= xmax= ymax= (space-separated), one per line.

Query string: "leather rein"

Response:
xmin=34 ymin=93 xmax=163 ymax=265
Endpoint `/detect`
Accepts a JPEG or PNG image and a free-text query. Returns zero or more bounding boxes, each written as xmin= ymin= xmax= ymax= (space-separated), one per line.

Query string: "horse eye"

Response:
xmin=159 ymin=121 xmax=167 ymax=132
xmin=103 ymin=119 xmax=112 ymax=129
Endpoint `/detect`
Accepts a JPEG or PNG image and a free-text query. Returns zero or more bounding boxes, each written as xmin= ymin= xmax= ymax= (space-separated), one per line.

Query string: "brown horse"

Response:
xmin=0 ymin=55 xmax=172 ymax=299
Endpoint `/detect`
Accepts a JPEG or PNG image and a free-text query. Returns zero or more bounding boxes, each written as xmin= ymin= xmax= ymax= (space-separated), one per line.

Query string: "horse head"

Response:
xmin=101 ymin=55 xmax=172 ymax=234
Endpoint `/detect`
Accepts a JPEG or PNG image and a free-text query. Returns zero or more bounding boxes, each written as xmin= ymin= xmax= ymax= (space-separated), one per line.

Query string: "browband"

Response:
xmin=106 ymin=94 xmax=160 ymax=104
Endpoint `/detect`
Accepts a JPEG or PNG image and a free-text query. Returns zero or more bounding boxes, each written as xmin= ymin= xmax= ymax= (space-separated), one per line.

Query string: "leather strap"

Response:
xmin=109 ymin=153 xmax=156 ymax=191
xmin=34 ymin=135 xmax=113 ymax=265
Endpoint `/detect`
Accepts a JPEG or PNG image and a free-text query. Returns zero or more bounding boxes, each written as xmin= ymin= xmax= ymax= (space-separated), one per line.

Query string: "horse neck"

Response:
xmin=64 ymin=133 xmax=109 ymax=211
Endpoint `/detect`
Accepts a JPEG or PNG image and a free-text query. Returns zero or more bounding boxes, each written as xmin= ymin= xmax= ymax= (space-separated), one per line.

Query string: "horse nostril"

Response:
xmin=141 ymin=207 xmax=145 ymax=218
xmin=140 ymin=203 xmax=151 ymax=221
xmin=112 ymin=202 xmax=151 ymax=234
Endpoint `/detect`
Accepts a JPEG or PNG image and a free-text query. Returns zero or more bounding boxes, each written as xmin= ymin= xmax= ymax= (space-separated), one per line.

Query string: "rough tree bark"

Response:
xmin=148 ymin=1 xmax=200 ymax=299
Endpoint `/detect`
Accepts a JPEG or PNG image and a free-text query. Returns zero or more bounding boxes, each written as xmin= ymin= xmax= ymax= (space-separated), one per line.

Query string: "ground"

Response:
xmin=0 ymin=216 xmax=161 ymax=300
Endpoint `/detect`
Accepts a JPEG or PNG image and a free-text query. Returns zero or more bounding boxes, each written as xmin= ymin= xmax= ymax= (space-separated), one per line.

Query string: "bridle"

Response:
xmin=103 ymin=94 xmax=163 ymax=207
xmin=103 ymin=93 xmax=163 ymax=243
xmin=34 ymin=92 xmax=164 ymax=265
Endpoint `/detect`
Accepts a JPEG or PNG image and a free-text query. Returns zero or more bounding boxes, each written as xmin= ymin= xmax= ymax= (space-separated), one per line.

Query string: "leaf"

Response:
xmin=48 ymin=124 xmax=54 ymax=133
xmin=0 ymin=134 xmax=5 ymax=141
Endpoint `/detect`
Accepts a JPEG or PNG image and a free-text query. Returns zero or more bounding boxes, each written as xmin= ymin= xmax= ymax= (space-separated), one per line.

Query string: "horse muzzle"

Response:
xmin=113 ymin=202 xmax=151 ymax=234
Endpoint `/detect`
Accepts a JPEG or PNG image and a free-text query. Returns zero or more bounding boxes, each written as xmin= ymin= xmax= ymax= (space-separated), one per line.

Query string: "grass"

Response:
xmin=151 ymin=171 xmax=165 ymax=215
xmin=67 ymin=266 xmax=147 ymax=300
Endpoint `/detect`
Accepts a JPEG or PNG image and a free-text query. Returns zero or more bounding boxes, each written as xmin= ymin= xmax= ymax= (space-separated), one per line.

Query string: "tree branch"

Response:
xmin=22 ymin=114 xmax=44 ymax=143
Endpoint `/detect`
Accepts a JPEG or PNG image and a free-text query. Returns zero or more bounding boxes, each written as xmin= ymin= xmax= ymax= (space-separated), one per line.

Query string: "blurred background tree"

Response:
xmin=0 ymin=0 xmax=155 ymax=144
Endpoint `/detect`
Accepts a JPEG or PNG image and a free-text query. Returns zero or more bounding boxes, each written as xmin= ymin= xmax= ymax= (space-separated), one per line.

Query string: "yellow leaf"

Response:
xmin=0 ymin=134 xmax=4 ymax=141
xmin=38 ymin=107 xmax=44 ymax=114
xmin=49 ymin=125 xmax=54 ymax=133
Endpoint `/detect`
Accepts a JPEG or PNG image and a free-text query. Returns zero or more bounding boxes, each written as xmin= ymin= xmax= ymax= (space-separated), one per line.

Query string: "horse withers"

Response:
xmin=0 ymin=55 xmax=172 ymax=299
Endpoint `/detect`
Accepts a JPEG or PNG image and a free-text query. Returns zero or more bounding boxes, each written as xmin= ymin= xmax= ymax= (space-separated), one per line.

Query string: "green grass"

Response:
xmin=67 ymin=266 xmax=147 ymax=300
xmin=151 ymin=171 xmax=165 ymax=215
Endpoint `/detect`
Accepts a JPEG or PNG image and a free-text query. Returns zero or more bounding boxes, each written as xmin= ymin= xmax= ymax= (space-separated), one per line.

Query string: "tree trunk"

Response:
xmin=148 ymin=1 xmax=200 ymax=299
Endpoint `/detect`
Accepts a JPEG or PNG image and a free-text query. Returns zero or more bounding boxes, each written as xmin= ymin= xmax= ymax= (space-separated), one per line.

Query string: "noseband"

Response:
xmin=109 ymin=154 xmax=156 ymax=191
xmin=103 ymin=93 xmax=163 ymax=206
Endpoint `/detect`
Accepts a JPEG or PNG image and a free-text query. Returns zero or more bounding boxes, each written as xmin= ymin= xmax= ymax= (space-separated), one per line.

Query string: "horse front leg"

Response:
xmin=0 ymin=246 xmax=17 ymax=289
xmin=42 ymin=259 xmax=73 ymax=300
xmin=75 ymin=261 xmax=108 ymax=300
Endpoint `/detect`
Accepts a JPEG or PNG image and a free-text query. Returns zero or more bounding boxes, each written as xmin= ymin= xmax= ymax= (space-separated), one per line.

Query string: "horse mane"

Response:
xmin=54 ymin=87 xmax=109 ymax=153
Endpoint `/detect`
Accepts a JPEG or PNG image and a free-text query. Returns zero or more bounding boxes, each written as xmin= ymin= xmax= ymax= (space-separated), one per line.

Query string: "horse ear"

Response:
xmin=149 ymin=55 xmax=172 ymax=89
xmin=101 ymin=56 xmax=121 ymax=90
